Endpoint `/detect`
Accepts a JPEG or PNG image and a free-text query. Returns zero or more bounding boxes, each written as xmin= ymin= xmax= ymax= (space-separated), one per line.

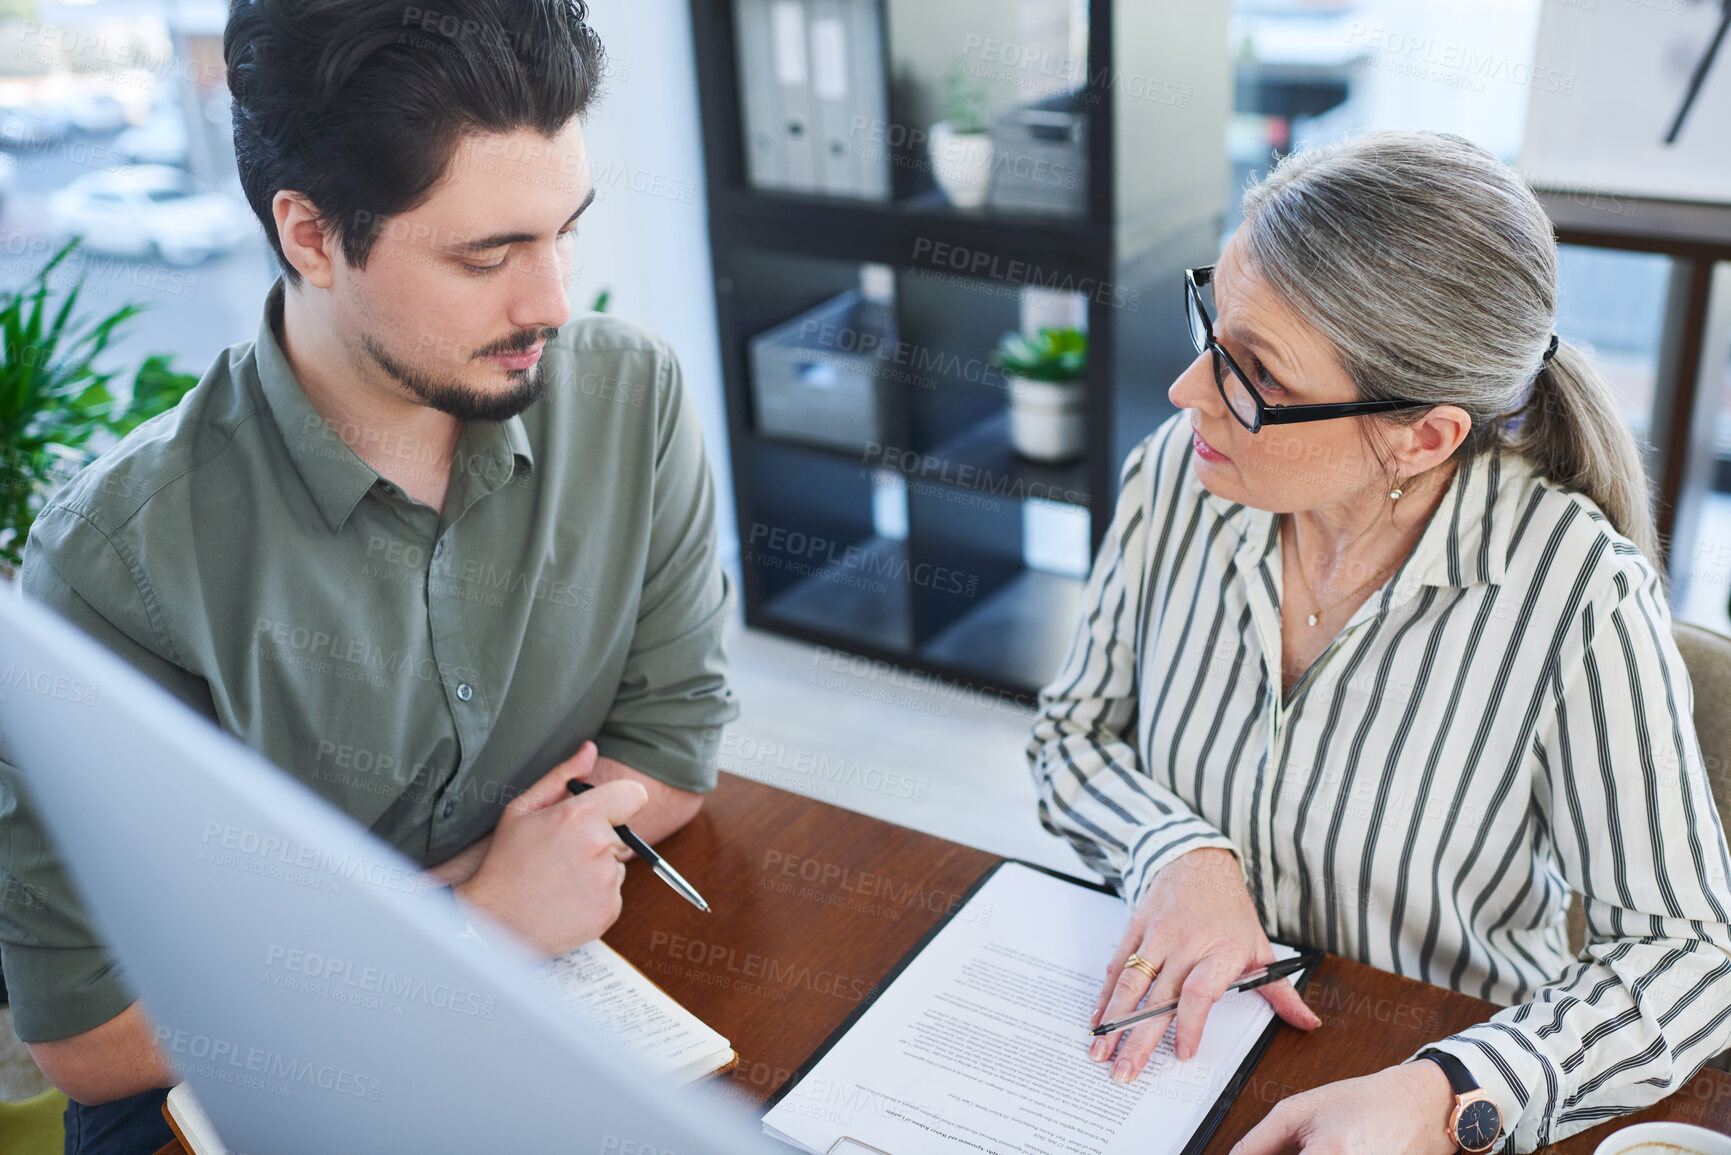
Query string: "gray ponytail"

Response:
xmin=1512 ymin=342 xmax=1659 ymax=563
xmin=1238 ymin=130 xmax=1659 ymax=566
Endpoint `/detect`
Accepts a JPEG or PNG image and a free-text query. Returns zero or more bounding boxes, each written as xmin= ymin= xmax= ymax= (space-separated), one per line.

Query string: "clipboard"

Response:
xmin=763 ymin=859 xmax=1325 ymax=1155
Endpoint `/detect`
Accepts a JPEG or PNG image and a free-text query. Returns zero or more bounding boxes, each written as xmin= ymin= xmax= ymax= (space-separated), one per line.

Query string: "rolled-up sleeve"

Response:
xmin=1 ymin=525 xmax=217 ymax=1043
xmin=0 ymin=722 xmax=135 ymax=1044
xmin=594 ymin=347 xmax=738 ymax=793
xmin=1027 ymin=426 xmax=1240 ymax=906
xmin=1418 ymin=559 xmax=1731 ymax=1152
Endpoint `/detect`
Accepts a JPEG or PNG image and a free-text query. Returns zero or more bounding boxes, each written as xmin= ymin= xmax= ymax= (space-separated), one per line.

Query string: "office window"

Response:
xmin=1678 ymin=323 xmax=1731 ymax=637
xmin=1553 ymin=245 xmax=1673 ymax=466
xmin=1227 ymin=0 xmax=1544 ymax=227
xmin=0 ymin=5 xmax=273 ymax=395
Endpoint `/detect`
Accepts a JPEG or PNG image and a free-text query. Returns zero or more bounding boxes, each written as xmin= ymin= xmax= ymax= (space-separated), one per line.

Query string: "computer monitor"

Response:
xmin=0 ymin=589 xmax=774 ymax=1155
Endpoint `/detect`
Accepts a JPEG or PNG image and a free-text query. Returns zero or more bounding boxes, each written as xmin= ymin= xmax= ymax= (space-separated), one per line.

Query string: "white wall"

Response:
xmin=575 ymin=2 xmax=739 ymax=571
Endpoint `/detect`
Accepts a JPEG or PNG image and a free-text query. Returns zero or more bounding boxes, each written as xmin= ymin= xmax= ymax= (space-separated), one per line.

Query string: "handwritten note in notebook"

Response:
xmin=762 ymin=862 xmax=1307 ymax=1155
xmin=543 ymin=939 xmax=737 ymax=1085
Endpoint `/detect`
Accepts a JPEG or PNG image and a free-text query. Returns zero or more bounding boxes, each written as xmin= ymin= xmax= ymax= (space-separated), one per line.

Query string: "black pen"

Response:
xmin=566 ymin=778 xmax=710 ymax=913
xmin=1091 ymin=956 xmax=1310 ymax=1036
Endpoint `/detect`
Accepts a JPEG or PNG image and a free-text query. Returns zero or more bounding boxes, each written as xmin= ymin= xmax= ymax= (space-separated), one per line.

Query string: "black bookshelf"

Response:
xmin=691 ymin=0 xmax=1230 ymax=698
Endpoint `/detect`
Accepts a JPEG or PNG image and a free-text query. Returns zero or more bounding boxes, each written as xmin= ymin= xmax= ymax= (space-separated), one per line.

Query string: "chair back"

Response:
xmin=1674 ymin=622 xmax=1731 ymax=840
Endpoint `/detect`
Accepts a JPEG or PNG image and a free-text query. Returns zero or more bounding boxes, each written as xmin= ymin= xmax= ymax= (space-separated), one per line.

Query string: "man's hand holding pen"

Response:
xmin=454 ymin=741 xmax=648 ymax=956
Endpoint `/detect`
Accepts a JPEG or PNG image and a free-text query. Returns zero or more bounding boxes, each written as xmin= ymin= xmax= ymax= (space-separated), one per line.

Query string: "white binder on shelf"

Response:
xmin=737 ymin=0 xmax=887 ymax=200
xmin=846 ymin=0 xmax=890 ymax=200
xmin=809 ymin=0 xmax=854 ymax=196
xmin=808 ymin=0 xmax=890 ymax=200
xmin=735 ymin=0 xmax=789 ymax=190
xmin=773 ymin=0 xmax=818 ymax=191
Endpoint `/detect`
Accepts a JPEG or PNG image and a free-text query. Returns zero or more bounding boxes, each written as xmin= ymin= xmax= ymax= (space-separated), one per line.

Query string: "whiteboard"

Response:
xmin=1522 ymin=0 xmax=1731 ymax=205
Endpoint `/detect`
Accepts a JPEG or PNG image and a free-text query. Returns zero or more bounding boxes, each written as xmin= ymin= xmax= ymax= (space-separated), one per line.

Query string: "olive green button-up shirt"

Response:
xmin=0 ymin=279 xmax=737 ymax=1043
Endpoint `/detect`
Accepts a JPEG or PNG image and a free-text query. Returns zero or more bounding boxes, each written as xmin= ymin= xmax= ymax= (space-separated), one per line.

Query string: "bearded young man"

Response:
xmin=0 ymin=4 xmax=736 ymax=1150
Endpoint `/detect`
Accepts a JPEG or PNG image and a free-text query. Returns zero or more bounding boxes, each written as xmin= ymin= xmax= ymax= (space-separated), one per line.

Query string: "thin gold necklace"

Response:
xmin=1289 ymin=522 xmax=1395 ymax=628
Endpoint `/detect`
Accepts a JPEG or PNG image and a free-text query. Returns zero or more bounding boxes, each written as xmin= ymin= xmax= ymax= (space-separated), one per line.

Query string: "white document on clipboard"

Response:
xmin=761 ymin=862 xmax=1310 ymax=1155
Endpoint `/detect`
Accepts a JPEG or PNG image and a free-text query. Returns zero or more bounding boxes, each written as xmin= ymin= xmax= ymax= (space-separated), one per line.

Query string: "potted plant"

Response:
xmin=929 ymin=61 xmax=994 ymax=210
xmin=0 ymin=239 xmax=199 ymax=578
xmin=995 ymin=326 xmax=1088 ymax=463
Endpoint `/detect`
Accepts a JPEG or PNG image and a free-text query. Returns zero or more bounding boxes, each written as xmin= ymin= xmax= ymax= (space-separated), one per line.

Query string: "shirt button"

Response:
xmin=434 ymin=539 xmax=446 ymax=559
xmin=441 ymin=799 xmax=456 ymax=819
xmin=378 ymin=482 xmax=395 ymax=496
xmin=456 ymin=682 xmax=473 ymax=702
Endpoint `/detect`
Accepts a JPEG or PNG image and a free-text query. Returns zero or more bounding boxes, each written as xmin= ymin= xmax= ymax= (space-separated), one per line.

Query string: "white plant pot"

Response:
xmin=929 ymin=122 xmax=993 ymax=210
xmin=1007 ymin=375 xmax=1086 ymax=463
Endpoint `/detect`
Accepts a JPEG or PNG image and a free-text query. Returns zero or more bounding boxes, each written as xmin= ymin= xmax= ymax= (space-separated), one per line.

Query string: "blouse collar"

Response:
xmin=1200 ymin=445 xmax=1529 ymax=606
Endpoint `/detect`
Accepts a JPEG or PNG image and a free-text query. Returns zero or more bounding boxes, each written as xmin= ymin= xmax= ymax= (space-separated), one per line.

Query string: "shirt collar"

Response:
xmin=503 ymin=413 xmax=533 ymax=467
xmin=1203 ymin=444 xmax=1522 ymax=597
xmin=444 ymin=404 xmax=535 ymax=522
xmin=252 ymin=278 xmax=535 ymax=533
xmin=1393 ymin=447 xmax=1519 ymax=592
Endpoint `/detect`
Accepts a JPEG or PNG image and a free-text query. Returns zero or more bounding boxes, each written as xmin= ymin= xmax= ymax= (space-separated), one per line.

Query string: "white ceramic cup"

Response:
xmin=1592 ymin=1121 xmax=1731 ymax=1155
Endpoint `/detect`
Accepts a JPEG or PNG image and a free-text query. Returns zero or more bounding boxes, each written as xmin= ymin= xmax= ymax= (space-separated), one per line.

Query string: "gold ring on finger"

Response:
xmin=1125 ymin=954 xmax=1158 ymax=982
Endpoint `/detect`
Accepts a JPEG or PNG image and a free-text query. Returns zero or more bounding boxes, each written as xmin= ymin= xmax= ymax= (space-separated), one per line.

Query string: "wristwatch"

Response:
xmin=1416 ymin=1049 xmax=1503 ymax=1153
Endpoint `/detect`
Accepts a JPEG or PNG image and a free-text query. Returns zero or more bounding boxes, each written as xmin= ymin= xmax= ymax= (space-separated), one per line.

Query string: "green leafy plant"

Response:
xmin=944 ymin=60 xmax=991 ymax=135
xmin=993 ymin=326 xmax=1088 ymax=383
xmin=0 ymin=239 xmax=200 ymax=571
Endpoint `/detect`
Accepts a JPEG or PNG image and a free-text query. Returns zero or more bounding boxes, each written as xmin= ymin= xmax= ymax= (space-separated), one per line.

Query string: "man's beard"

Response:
xmin=359 ymin=329 xmax=556 ymax=422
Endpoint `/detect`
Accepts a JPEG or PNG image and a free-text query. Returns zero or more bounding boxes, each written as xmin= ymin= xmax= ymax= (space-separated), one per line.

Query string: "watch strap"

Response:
xmin=1418 ymin=1048 xmax=1478 ymax=1097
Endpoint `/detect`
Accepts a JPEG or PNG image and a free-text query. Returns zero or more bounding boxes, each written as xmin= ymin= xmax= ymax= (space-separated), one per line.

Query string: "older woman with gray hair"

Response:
xmin=1030 ymin=130 xmax=1731 ymax=1154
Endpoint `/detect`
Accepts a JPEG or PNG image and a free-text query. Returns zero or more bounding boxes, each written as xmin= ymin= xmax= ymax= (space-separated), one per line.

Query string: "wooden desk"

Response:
xmin=159 ymin=772 xmax=1731 ymax=1153
xmin=604 ymin=774 xmax=1731 ymax=1154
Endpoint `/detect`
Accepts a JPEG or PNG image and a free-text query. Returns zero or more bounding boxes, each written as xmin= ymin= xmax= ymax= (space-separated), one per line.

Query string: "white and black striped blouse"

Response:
xmin=1028 ymin=413 xmax=1731 ymax=1151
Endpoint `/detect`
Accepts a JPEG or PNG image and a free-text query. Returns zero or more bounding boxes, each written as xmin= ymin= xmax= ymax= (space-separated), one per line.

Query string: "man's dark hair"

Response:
xmin=224 ymin=0 xmax=605 ymax=284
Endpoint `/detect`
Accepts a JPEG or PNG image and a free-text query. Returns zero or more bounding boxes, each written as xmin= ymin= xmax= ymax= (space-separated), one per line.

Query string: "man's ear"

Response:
xmin=272 ymin=191 xmax=338 ymax=289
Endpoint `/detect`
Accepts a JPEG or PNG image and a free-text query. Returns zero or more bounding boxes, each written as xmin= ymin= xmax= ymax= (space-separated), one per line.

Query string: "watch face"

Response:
xmin=1454 ymin=1099 xmax=1502 ymax=1152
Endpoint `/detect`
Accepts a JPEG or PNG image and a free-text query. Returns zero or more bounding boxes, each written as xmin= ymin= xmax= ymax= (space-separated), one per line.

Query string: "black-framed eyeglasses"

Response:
xmin=1185 ymin=266 xmax=1430 ymax=433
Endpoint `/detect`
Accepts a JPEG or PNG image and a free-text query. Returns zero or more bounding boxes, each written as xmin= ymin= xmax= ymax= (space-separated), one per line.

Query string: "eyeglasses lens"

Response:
xmin=1189 ymin=277 xmax=1258 ymax=429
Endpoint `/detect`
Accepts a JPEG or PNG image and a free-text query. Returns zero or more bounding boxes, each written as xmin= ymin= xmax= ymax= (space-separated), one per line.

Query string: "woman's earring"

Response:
xmin=1389 ymin=476 xmax=1405 ymax=501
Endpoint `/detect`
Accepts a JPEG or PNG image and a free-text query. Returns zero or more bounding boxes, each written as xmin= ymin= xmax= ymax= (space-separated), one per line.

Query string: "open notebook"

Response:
xmin=163 ymin=939 xmax=736 ymax=1154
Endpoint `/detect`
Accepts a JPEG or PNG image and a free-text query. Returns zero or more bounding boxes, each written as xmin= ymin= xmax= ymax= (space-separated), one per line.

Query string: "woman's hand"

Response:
xmin=1090 ymin=847 xmax=1319 ymax=1082
xmin=1230 ymin=1061 xmax=1460 ymax=1155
